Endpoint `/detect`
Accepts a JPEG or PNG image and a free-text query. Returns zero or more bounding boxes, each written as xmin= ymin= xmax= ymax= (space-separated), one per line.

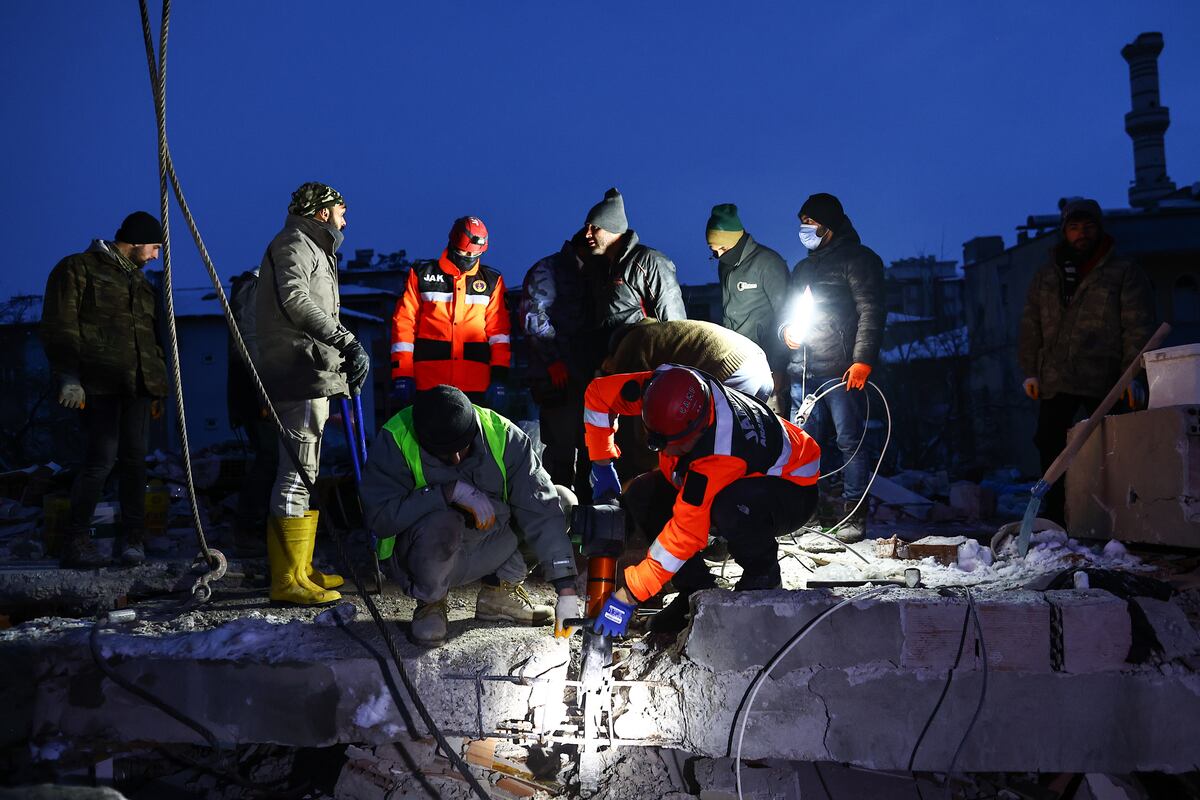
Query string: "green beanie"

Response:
xmin=706 ymin=203 xmax=744 ymax=249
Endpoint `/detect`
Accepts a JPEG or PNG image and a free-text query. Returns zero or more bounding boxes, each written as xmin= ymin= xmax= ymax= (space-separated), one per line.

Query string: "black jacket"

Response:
xmin=718 ymin=233 xmax=789 ymax=369
xmin=590 ymin=229 xmax=687 ymax=336
xmin=783 ymin=223 xmax=885 ymax=379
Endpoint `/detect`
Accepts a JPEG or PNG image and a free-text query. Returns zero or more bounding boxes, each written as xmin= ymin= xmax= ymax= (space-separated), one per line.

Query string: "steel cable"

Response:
xmin=133 ymin=4 xmax=491 ymax=796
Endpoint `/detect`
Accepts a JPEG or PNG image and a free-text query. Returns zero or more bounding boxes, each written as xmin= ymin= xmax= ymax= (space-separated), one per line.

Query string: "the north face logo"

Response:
xmin=737 ymin=281 xmax=758 ymax=291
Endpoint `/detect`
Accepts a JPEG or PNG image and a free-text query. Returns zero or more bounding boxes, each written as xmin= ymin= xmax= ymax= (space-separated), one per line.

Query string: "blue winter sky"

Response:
xmin=3 ymin=1 xmax=1198 ymax=299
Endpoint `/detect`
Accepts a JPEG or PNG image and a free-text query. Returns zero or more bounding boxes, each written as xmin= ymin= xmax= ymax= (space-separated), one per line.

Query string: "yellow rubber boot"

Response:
xmin=302 ymin=510 xmax=344 ymax=589
xmin=268 ymin=516 xmax=341 ymax=605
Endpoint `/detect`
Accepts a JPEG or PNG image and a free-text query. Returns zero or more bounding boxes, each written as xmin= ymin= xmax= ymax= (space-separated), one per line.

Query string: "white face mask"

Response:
xmin=799 ymin=224 xmax=823 ymax=251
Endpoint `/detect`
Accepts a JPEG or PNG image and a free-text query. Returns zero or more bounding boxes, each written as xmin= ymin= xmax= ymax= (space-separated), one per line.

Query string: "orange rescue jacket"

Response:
xmin=584 ymin=365 xmax=820 ymax=602
xmin=391 ymin=251 xmax=511 ymax=392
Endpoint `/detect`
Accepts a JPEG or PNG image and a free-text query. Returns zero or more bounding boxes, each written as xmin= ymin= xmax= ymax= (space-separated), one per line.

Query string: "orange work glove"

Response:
xmin=547 ymin=360 xmax=569 ymax=390
xmin=150 ymin=399 xmax=164 ymax=419
xmin=842 ymin=363 xmax=871 ymax=391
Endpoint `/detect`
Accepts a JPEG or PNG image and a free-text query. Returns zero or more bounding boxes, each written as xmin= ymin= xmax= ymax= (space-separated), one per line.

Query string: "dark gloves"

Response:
xmin=391 ymin=377 xmax=416 ymax=407
xmin=340 ymin=338 xmax=371 ymax=396
xmin=484 ymin=381 xmax=507 ymax=411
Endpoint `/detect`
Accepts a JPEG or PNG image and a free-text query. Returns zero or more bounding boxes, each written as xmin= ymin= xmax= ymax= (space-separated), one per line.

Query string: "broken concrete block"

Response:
xmin=693 ymin=757 xmax=802 ymax=800
xmin=899 ymin=593 xmax=974 ymax=670
xmin=1046 ymin=590 xmax=1132 ymax=672
xmin=1132 ymin=596 xmax=1200 ymax=660
xmin=684 ymin=589 xmax=903 ymax=673
xmin=973 ymin=591 xmax=1052 ymax=672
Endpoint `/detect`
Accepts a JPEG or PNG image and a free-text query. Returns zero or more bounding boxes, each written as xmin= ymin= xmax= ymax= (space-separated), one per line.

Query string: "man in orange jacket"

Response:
xmin=583 ymin=364 xmax=821 ymax=635
xmin=391 ymin=216 xmax=512 ymax=410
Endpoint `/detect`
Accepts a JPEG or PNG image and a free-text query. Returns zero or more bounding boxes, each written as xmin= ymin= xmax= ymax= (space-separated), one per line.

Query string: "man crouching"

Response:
xmin=360 ymin=385 xmax=579 ymax=646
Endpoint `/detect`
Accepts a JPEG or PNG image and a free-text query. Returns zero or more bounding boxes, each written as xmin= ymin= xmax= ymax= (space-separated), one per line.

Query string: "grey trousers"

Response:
xmin=270 ymin=397 xmax=329 ymax=518
xmin=392 ymin=509 xmax=526 ymax=603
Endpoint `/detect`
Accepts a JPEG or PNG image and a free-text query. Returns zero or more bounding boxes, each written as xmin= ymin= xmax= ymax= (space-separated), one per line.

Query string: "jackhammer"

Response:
xmin=562 ymin=492 xmax=626 ymax=794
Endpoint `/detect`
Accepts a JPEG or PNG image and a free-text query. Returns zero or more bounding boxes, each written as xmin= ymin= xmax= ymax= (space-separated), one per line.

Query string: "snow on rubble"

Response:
xmin=768 ymin=524 xmax=1149 ymax=592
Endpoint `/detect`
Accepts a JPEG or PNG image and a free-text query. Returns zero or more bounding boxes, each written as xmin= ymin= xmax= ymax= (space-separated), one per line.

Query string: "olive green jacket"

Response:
xmin=1018 ymin=242 xmax=1155 ymax=400
xmin=40 ymin=240 xmax=168 ymax=397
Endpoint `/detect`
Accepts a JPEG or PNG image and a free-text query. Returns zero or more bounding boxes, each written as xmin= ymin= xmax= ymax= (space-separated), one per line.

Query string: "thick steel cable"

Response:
xmin=138 ymin=0 xmax=214 ymax=567
xmin=134 ymin=4 xmax=491 ymax=796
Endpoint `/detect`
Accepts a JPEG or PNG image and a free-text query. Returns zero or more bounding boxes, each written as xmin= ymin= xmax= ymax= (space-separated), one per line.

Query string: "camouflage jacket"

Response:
xmin=40 ymin=240 xmax=168 ymax=397
xmin=517 ymin=235 xmax=599 ymax=385
xmin=1018 ymin=240 xmax=1155 ymax=400
xmin=588 ymin=230 xmax=687 ymax=336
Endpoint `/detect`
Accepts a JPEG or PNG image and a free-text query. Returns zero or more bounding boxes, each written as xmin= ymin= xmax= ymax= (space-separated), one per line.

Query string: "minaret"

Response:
xmin=1121 ymin=32 xmax=1176 ymax=208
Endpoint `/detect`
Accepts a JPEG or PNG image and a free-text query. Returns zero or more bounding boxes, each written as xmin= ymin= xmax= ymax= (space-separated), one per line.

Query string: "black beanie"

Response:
xmin=1060 ymin=197 xmax=1104 ymax=231
xmin=114 ymin=211 xmax=163 ymax=245
xmin=412 ymin=385 xmax=477 ymax=454
xmin=798 ymin=193 xmax=847 ymax=233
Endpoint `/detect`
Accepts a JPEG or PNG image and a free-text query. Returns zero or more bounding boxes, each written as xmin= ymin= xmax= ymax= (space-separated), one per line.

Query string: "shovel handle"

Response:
xmin=1040 ymin=322 xmax=1171 ymax=488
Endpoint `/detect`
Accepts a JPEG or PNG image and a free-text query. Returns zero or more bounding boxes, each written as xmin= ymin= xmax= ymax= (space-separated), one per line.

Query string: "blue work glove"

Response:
xmin=484 ymin=381 xmax=507 ymax=410
xmin=391 ymin=378 xmax=416 ymax=407
xmin=593 ymin=593 xmax=636 ymax=637
xmin=590 ymin=462 xmax=621 ymax=500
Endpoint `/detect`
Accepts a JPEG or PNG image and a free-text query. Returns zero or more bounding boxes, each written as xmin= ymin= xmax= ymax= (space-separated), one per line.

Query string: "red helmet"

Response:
xmin=641 ymin=367 xmax=711 ymax=451
xmin=449 ymin=216 xmax=489 ymax=257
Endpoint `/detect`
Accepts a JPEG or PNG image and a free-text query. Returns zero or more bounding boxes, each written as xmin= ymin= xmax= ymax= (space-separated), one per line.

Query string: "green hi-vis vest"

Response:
xmin=375 ymin=405 xmax=509 ymax=560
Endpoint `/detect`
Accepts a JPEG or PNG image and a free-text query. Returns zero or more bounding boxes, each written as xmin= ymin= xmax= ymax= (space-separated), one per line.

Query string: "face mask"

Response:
xmin=448 ymin=250 xmax=479 ymax=271
xmin=799 ymin=224 xmax=823 ymax=251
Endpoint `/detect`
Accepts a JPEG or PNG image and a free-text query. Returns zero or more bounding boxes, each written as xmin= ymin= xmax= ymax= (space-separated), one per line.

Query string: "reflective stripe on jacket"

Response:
xmin=391 ymin=251 xmax=511 ymax=391
xmin=583 ymin=365 xmax=820 ymax=601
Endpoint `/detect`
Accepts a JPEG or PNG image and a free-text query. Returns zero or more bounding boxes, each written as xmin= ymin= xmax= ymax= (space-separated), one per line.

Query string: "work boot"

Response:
xmin=833 ymin=499 xmax=867 ymax=544
xmin=648 ymin=592 xmax=693 ymax=634
xmin=734 ymin=563 xmax=783 ymax=592
xmin=302 ymin=510 xmax=343 ymax=589
xmin=267 ymin=516 xmax=341 ymax=605
xmin=475 ymin=581 xmax=553 ymax=626
xmin=59 ymin=530 xmax=106 ymax=569
xmin=410 ymin=597 xmax=449 ymax=647
xmin=232 ymin=521 xmax=267 ymax=559
xmin=115 ymin=529 xmax=146 ymax=566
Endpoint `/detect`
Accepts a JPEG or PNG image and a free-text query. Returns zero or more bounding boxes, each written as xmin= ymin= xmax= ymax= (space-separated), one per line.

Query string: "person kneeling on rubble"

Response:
xmin=359 ymin=385 xmax=580 ymax=647
xmin=584 ymin=364 xmax=821 ymax=636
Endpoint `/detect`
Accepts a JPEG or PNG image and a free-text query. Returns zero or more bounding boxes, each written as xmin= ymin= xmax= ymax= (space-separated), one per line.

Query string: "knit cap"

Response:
xmin=288 ymin=182 xmax=346 ymax=218
xmin=413 ymin=385 xmax=477 ymax=455
xmin=114 ymin=211 xmax=163 ymax=245
xmin=1060 ymin=197 xmax=1103 ymax=230
xmin=706 ymin=203 xmax=744 ymax=250
xmin=585 ymin=188 xmax=628 ymax=234
xmin=798 ymin=192 xmax=846 ymax=233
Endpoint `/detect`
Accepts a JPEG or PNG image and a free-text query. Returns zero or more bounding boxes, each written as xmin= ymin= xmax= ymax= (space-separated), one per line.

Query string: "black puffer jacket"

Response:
xmin=589 ymin=229 xmax=687 ymax=335
xmin=782 ymin=223 xmax=885 ymax=379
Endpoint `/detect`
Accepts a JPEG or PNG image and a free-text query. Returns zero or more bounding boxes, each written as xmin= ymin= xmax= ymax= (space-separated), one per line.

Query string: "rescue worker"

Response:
xmin=583 ymin=187 xmax=687 ymax=341
xmin=257 ymin=182 xmax=371 ymax=605
xmin=359 ymin=385 xmax=580 ymax=647
xmin=705 ymin=203 xmax=790 ymax=410
xmin=780 ymin=193 xmax=884 ymax=542
xmin=226 ymin=266 xmax=273 ymax=558
xmin=41 ymin=211 xmax=169 ymax=568
xmin=390 ymin=217 xmax=511 ymax=411
xmin=1017 ymin=198 xmax=1155 ymax=525
xmin=583 ymin=365 xmax=821 ymax=635
xmin=518 ymin=229 xmax=597 ymax=499
xmin=602 ymin=318 xmax=777 ymax=481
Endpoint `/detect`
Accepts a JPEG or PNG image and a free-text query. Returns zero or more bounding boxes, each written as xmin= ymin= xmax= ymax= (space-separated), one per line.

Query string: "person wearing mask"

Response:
xmin=391 ymin=217 xmax=511 ymax=411
xmin=780 ymin=193 xmax=884 ymax=542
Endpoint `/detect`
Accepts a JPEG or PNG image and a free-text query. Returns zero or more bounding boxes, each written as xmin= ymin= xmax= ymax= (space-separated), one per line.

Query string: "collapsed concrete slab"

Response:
xmin=4 ymin=584 xmax=1199 ymax=778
